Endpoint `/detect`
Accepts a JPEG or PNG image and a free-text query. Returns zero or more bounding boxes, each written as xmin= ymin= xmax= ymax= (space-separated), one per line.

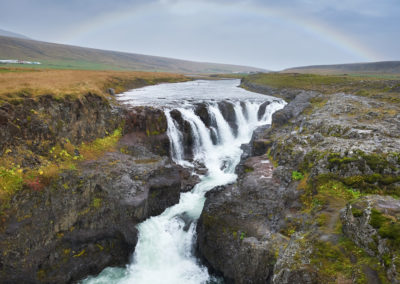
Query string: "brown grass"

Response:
xmin=0 ymin=68 xmax=188 ymax=102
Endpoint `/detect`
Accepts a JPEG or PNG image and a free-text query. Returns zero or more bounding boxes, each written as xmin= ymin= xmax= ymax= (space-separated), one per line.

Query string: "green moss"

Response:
xmin=0 ymin=166 xmax=24 ymax=194
xmin=359 ymin=151 xmax=390 ymax=173
xmin=351 ymin=207 xmax=364 ymax=217
xmin=328 ymin=155 xmax=357 ymax=166
xmin=378 ymin=221 xmax=400 ymax=241
xmin=370 ymin=209 xmax=388 ymax=229
xmin=292 ymin=171 xmax=304 ymax=180
xmin=316 ymin=213 xmax=328 ymax=226
xmin=309 ymin=237 xmax=390 ymax=282
xmin=37 ymin=269 xmax=46 ymax=280
xmin=244 ymin=166 xmax=254 ymax=173
xmin=369 ymin=208 xmax=400 ymax=246
xmin=382 ymin=253 xmax=392 ymax=267
xmin=232 ymin=231 xmax=237 ymax=239
xmin=92 ymin=197 xmax=102 ymax=208
xmin=73 ymin=249 xmax=86 ymax=257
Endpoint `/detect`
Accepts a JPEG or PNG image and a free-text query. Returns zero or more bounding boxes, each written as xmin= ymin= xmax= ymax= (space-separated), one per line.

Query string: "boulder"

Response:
xmin=197 ymin=156 xmax=301 ymax=283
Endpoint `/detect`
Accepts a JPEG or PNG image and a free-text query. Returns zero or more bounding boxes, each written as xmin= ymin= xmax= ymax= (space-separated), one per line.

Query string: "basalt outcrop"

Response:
xmin=0 ymin=94 xmax=196 ymax=283
xmin=197 ymin=83 xmax=400 ymax=283
xmin=0 ymin=94 xmax=122 ymax=155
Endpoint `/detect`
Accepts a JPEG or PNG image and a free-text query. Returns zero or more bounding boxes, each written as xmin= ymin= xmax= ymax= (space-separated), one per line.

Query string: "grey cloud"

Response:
xmin=0 ymin=0 xmax=399 ymax=69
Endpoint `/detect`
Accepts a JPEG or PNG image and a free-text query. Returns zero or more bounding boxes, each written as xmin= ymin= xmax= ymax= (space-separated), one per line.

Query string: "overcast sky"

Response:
xmin=0 ymin=0 xmax=399 ymax=70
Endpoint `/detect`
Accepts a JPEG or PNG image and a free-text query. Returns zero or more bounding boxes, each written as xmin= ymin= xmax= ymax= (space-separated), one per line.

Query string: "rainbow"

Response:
xmin=62 ymin=1 xmax=380 ymax=63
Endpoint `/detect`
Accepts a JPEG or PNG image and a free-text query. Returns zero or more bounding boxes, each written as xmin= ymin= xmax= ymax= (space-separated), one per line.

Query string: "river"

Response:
xmin=82 ymin=79 xmax=285 ymax=284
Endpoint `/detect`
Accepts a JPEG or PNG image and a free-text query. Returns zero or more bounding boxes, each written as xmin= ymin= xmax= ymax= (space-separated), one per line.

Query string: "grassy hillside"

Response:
xmin=0 ymin=67 xmax=188 ymax=104
xmin=0 ymin=35 xmax=264 ymax=73
xmin=284 ymin=61 xmax=400 ymax=75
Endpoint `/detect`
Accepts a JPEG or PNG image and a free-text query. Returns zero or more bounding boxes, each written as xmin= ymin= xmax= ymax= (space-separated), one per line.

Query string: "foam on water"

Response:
xmin=82 ymin=80 xmax=286 ymax=284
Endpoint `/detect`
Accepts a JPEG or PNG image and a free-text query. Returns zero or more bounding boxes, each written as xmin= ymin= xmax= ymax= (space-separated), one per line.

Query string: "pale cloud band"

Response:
xmin=0 ymin=0 xmax=399 ymax=70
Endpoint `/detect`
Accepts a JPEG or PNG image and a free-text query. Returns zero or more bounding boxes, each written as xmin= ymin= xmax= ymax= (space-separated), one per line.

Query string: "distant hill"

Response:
xmin=283 ymin=61 xmax=400 ymax=75
xmin=0 ymin=35 xmax=265 ymax=73
xmin=0 ymin=29 xmax=30 ymax=40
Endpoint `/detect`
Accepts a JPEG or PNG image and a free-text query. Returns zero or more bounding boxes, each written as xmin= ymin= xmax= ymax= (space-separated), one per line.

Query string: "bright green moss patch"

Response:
xmin=292 ymin=171 xmax=304 ymax=181
xmin=301 ymin=175 xmax=361 ymax=213
xmin=79 ymin=128 xmax=122 ymax=160
xmin=0 ymin=165 xmax=24 ymax=197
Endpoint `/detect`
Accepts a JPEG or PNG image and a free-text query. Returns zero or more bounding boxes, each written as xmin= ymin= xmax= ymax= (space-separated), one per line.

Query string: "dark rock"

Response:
xmin=108 ymin=88 xmax=115 ymax=96
xmin=257 ymin=101 xmax=271 ymax=120
xmin=0 ymin=149 xmax=189 ymax=283
xmin=217 ymin=101 xmax=238 ymax=135
xmin=123 ymin=106 xmax=170 ymax=156
xmin=194 ymin=103 xmax=212 ymax=128
xmin=271 ymin=91 xmax=316 ymax=127
xmin=197 ymin=156 xmax=299 ymax=282
xmin=0 ymin=94 xmax=123 ymax=158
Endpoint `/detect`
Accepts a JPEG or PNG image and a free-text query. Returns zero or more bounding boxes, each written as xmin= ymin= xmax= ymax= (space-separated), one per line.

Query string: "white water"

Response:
xmin=82 ymin=80 xmax=285 ymax=284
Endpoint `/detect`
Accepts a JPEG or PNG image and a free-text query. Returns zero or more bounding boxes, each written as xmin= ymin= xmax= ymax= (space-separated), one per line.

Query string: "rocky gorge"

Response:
xmin=0 ymin=74 xmax=399 ymax=284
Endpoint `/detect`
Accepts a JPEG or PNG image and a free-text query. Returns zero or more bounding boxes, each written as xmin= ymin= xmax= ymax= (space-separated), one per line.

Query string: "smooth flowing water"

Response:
xmin=82 ymin=80 xmax=285 ymax=284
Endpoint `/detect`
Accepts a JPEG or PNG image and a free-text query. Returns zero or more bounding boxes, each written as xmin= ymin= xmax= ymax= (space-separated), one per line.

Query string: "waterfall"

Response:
xmin=82 ymin=81 xmax=286 ymax=284
xmin=164 ymin=110 xmax=184 ymax=163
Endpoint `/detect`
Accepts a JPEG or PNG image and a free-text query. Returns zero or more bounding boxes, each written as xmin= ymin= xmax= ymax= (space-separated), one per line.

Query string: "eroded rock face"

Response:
xmin=197 ymin=156 xmax=300 ymax=283
xmin=0 ymin=94 xmax=123 ymax=154
xmin=341 ymin=195 xmax=400 ymax=283
xmin=0 ymin=148 xmax=191 ymax=283
xmin=124 ymin=106 xmax=170 ymax=156
xmin=272 ymin=234 xmax=316 ymax=284
xmin=0 ymin=98 xmax=197 ymax=283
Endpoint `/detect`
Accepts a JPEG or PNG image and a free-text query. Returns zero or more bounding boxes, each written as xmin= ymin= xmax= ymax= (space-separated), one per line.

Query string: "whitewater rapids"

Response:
xmin=82 ymin=79 xmax=285 ymax=284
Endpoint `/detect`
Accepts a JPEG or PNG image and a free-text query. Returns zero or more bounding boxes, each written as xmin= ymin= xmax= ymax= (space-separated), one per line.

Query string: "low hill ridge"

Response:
xmin=284 ymin=61 xmax=400 ymax=74
xmin=0 ymin=35 xmax=264 ymax=73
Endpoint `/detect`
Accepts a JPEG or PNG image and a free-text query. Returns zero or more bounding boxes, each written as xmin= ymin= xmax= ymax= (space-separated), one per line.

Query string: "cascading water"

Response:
xmin=82 ymin=80 xmax=286 ymax=284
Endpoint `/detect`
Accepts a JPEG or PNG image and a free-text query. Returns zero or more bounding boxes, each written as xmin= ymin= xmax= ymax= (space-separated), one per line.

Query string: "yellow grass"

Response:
xmin=0 ymin=68 xmax=187 ymax=102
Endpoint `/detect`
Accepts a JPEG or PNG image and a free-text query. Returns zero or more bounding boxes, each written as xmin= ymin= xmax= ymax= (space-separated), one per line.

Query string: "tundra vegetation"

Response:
xmin=235 ymin=72 xmax=400 ymax=283
xmin=0 ymin=68 xmax=188 ymax=214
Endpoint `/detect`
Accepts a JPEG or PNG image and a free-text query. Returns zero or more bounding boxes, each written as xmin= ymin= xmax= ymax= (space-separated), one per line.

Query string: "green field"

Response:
xmin=242 ymin=72 xmax=400 ymax=103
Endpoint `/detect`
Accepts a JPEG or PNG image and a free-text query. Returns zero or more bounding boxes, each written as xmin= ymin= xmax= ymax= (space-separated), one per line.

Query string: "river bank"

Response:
xmin=197 ymin=73 xmax=400 ymax=283
xmin=0 ymin=69 xmax=190 ymax=283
